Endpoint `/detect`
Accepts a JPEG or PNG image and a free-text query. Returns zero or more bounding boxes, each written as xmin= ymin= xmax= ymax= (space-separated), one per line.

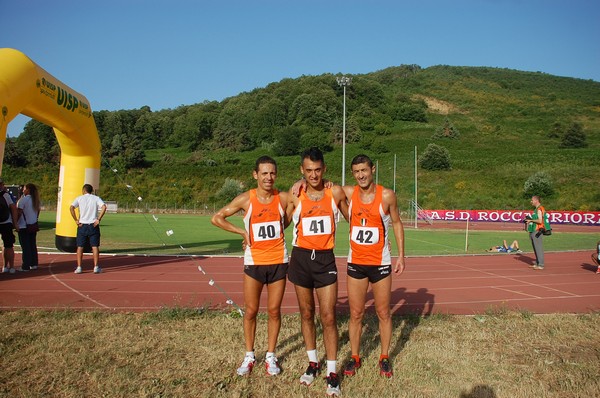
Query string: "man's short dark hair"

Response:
xmin=351 ymin=154 xmax=374 ymax=168
xmin=255 ymin=156 xmax=277 ymax=172
xmin=82 ymin=184 xmax=94 ymax=194
xmin=301 ymin=147 xmax=325 ymax=165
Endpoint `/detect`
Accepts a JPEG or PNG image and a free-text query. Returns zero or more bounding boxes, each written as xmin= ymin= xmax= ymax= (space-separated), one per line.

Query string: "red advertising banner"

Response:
xmin=420 ymin=210 xmax=600 ymax=225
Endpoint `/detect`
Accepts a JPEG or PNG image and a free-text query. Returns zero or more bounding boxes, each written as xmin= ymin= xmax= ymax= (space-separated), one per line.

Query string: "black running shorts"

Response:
xmin=244 ymin=263 xmax=288 ymax=284
xmin=0 ymin=223 xmax=15 ymax=248
xmin=347 ymin=263 xmax=392 ymax=284
xmin=288 ymin=247 xmax=337 ymax=289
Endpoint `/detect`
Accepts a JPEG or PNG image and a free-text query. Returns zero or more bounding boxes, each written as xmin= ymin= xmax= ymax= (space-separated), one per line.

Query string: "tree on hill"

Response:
xmin=13 ymin=120 xmax=59 ymax=166
xmin=419 ymin=144 xmax=452 ymax=171
xmin=559 ymin=122 xmax=587 ymax=148
xmin=273 ymin=126 xmax=302 ymax=156
xmin=523 ymin=171 xmax=554 ymax=198
xmin=432 ymin=118 xmax=460 ymax=139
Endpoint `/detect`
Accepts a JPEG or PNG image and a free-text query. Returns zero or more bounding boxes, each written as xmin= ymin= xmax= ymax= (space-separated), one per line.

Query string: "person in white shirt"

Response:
xmin=69 ymin=184 xmax=107 ymax=274
xmin=17 ymin=183 xmax=41 ymax=271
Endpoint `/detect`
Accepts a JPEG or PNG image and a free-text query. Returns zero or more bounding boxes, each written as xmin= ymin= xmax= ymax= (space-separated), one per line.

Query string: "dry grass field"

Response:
xmin=1 ymin=309 xmax=599 ymax=397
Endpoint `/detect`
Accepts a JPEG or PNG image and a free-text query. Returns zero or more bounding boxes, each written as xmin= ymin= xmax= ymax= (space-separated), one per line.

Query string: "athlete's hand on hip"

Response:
xmin=241 ymin=232 xmax=251 ymax=251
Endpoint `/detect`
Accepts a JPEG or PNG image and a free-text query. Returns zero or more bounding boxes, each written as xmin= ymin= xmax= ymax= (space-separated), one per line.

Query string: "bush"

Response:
xmin=432 ymin=118 xmax=460 ymax=139
xmin=215 ymin=178 xmax=244 ymax=202
xmin=559 ymin=122 xmax=587 ymax=148
xmin=371 ymin=137 xmax=390 ymax=154
xmin=419 ymin=144 xmax=452 ymax=171
xmin=523 ymin=171 xmax=554 ymax=198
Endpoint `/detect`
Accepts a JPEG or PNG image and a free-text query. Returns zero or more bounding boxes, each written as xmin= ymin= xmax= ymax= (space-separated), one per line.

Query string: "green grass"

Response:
xmin=35 ymin=211 xmax=598 ymax=256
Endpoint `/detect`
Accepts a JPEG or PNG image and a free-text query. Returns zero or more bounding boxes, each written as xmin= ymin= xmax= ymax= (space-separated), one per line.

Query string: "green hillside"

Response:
xmin=5 ymin=65 xmax=600 ymax=211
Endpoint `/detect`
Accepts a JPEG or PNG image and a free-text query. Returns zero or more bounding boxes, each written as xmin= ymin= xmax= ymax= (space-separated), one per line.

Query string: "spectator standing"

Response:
xmin=69 ymin=184 xmax=107 ymax=274
xmin=526 ymin=195 xmax=546 ymax=270
xmin=0 ymin=178 xmax=19 ymax=274
xmin=17 ymin=183 xmax=41 ymax=271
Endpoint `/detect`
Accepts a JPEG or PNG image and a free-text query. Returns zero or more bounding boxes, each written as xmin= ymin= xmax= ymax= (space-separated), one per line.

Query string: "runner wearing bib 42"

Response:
xmin=340 ymin=154 xmax=406 ymax=380
xmin=348 ymin=184 xmax=391 ymax=267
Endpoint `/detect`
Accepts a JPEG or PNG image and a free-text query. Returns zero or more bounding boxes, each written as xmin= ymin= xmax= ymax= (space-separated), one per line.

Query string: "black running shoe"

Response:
xmin=379 ymin=358 xmax=393 ymax=378
xmin=343 ymin=357 xmax=361 ymax=376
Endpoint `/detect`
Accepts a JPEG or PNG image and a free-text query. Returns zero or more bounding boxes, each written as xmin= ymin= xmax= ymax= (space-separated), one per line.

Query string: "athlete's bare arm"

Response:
xmin=382 ymin=188 xmax=405 ymax=274
xmin=279 ymin=191 xmax=294 ymax=229
xmin=211 ymin=191 xmax=251 ymax=247
xmin=341 ymin=185 xmax=354 ymax=204
xmin=332 ymin=185 xmax=349 ymax=221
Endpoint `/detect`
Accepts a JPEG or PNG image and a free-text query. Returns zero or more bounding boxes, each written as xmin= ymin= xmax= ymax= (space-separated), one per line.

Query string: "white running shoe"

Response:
xmin=265 ymin=355 xmax=281 ymax=376
xmin=74 ymin=266 xmax=82 ymax=274
xmin=236 ymin=355 xmax=256 ymax=376
xmin=94 ymin=266 xmax=102 ymax=274
xmin=299 ymin=362 xmax=320 ymax=386
xmin=2 ymin=267 xmax=8 ymax=273
xmin=325 ymin=372 xmax=341 ymax=396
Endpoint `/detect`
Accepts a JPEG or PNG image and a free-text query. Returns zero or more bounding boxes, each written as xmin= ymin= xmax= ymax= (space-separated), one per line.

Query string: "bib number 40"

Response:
xmin=252 ymin=221 xmax=281 ymax=241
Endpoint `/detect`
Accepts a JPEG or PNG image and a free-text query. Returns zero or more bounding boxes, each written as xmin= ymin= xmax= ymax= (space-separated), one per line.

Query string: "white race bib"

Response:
xmin=350 ymin=226 xmax=380 ymax=245
xmin=301 ymin=216 xmax=332 ymax=236
xmin=252 ymin=221 xmax=281 ymax=241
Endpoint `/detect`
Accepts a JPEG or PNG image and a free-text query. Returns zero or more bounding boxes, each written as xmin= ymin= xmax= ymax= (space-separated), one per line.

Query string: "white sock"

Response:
xmin=266 ymin=351 xmax=275 ymax=359
xmin=307 ymin=349 xmax=318 ymax=363
xmin=245 ymin=351 xmax=255 ymax=359
xmin=326 ymin=360 xmax=337 ymax=375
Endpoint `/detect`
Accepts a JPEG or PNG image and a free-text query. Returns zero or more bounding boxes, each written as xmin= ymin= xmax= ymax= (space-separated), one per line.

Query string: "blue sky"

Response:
xmin=2 ymin=0 xmax=599 ymax=137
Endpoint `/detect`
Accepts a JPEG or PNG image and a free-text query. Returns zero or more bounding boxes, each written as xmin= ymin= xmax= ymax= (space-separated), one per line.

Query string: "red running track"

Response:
xmin=0 ymin=251 xmax=599 ymax=314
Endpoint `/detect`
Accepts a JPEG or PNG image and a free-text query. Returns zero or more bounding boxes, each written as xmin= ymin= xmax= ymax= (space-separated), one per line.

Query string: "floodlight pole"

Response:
xmin=337 ymin=76 xmax=351 ymax=186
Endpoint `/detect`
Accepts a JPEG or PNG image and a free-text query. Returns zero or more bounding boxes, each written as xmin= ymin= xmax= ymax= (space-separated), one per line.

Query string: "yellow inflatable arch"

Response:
xmin=0 ymin=48 xmax=101 ymax=252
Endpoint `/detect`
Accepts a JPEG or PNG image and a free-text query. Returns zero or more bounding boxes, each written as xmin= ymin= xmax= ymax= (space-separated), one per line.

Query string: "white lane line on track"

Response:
xmin=47 ymin=258 xmax=109 ymax=309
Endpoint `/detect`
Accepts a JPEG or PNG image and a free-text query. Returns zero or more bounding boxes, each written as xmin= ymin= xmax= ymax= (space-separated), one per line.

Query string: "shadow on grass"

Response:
xmin=459 ymin=384 xmax=497 ymax=398
xmin=332 ymin=285 xmax=436 ymax=370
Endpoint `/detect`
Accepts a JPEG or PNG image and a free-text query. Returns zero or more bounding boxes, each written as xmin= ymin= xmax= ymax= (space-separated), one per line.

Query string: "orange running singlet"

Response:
xmin=243 ymin=189 xmax=289 ymax=265
xmin=347 ymin=185 xmax=392 ymax=265
xmin=292 ymin=188 xmax=339 ymax=250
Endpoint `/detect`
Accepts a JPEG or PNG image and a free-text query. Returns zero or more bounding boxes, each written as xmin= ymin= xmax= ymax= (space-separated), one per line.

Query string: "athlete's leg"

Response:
xmin=243 ymin=274 xmax=264 ymax=352
xmin=372 ymin=275 xmax=393 ymax=356
xmin=295 ymin=285 xmax=317 ymax=351
xmin=347 ymin=275 xmax=369 ymax=357
xmin=316 ymin=282 xmax=338 ymax=361
xmin=266 ymin=278 xmax=286 ymax=353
